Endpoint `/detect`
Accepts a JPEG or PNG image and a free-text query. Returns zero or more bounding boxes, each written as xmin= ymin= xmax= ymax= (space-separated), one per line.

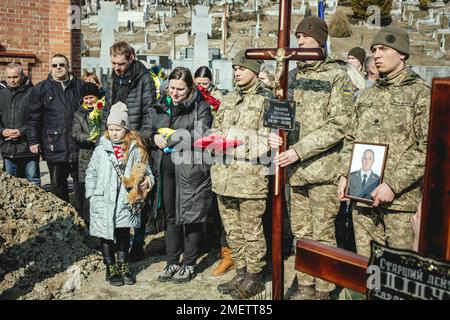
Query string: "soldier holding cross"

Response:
xmin=268 ymin=16 xmax=354 ymax=300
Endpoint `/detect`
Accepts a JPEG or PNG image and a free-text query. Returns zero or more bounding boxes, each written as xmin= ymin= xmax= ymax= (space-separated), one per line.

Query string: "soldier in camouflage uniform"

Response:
xmin=269 ymin=16 xmax=354 ymax=300
xmin=338 ymin=26 xmax=430 ymax=258
xmin=211 ymin=50 xmax=273 ymax=299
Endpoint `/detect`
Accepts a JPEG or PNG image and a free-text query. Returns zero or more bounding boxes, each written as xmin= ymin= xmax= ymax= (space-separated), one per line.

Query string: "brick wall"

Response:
xmin=0 ymin=0 xmax=81 ymax=83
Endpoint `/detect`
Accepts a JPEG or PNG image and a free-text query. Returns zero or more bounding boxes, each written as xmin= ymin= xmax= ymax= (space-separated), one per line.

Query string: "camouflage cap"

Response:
xmin=232 ymin=49 xmax=261 ymax=74
xmin=295 ymin=16 xmax=328 ymax=46
xmin=371 ymin=26 xmax=410 ymax=59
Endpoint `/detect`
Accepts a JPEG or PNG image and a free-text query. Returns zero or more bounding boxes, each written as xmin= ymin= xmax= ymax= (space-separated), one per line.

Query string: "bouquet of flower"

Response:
xmin=87 ymin=97 xmax=105 ymax=142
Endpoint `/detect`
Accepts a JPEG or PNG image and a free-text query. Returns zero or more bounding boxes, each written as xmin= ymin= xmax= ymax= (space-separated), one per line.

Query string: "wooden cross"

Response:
xmin=295 ymin=78 xmax=450 ymax=296
xmin=244 ymin=0 xmax=326 ymax=300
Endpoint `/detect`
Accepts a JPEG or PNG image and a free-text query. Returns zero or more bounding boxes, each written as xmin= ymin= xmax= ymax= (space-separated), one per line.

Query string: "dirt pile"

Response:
xmin=0 ymin=172 xmax=101 ymax=300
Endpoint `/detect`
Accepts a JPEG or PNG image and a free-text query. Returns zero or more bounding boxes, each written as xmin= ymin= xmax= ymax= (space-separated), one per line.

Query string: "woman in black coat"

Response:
xmin=72 ymin=82 xmax=104 ymax=226
xmin=141 ymin=67 xmax=213 ymax=283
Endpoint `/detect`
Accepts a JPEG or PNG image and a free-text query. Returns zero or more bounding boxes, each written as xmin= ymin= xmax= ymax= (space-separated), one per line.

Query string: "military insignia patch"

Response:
xmin=342 ymin=85 xmax=352 ymax=95
xmin=385 ymin=35 xmax=396 ymax=44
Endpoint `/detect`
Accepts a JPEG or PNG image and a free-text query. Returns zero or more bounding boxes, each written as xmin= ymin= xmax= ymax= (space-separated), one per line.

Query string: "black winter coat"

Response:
xmin=141 ymin=89 xmax=213 ymax=225
xmin=101 ymin=60 xmax=156 ymax=133
xmin=27 ymin=73 xmax=84 ymax=163
xmin=0 ymin=78 xmax=35 ymax=158
xmin=72 ymin=107 xmax=96 ymax=182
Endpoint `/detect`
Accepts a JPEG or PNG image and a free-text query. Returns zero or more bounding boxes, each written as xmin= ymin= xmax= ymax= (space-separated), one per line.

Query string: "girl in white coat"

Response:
xmin=85 ymin=102 xmax=154 ymax=286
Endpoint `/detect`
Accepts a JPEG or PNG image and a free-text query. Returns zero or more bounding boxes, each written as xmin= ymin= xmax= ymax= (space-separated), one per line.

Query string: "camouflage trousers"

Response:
xmin=290 ymin=184 xmax=339 ymax=292
xmin=352 ymin=206 xmax=415 ymax=257
xmin=217 ymin=195 xmax=267 ymax=274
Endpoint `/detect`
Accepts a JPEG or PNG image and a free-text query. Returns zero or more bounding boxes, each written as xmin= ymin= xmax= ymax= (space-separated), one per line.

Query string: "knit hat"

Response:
xmin=80 ymin=82 xmax=100 ymax=99
xmin=370 ymin=26 xmax=410 ymax=59
xmin=107 ymin=102 xmax=129 ymax=130
xmin=348 ymin=47 xmax=366 ymax=67
xmin=232 ymin=50 xmax=262 ymax=74
xmin=295 ymin=16 xmax=328 ymax=46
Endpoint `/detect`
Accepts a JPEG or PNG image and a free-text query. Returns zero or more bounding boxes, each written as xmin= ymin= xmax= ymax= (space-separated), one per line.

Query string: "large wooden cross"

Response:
xmin=244 ymin=0 xmax=326 ymax=300
xmin=295 ymin=78 xmax=450 ymax=296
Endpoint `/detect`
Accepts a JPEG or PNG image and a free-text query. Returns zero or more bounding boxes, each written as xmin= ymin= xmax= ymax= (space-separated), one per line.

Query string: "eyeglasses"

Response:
xmin=52 ymin=63 xmax=66 ymax=68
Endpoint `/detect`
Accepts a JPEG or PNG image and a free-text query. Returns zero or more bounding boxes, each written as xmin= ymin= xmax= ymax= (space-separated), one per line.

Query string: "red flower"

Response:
xmin=97 ymin=101 xmax=103 ymax=109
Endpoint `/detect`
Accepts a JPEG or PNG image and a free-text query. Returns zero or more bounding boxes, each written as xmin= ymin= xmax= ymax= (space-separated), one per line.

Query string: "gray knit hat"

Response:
xmin=232 ymin=50 xmax=262 ymax=74
xmin=370 ymin=26 xmax=410 ymax=59
xmin=295 ymin=16 xmax=329 ymax=46
xmin=107 ymin=102 xmax=129 ymax=130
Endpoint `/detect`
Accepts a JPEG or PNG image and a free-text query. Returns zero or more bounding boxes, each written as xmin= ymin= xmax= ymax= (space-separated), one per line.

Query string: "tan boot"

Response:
xmin=212 ymin=247 xmax=235 ymax=276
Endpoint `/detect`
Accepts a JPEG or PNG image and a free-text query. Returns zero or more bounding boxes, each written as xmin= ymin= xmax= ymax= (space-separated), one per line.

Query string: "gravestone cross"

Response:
xmin=98 ymin=1 xmax=119 ymax=74
xmin=191 ymin=5 xmax=212 ymax=72
xmin=245 ymin=0 xmax=326 ymax=300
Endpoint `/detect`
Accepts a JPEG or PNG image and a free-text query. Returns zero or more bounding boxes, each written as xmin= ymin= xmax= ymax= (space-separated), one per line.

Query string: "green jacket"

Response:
xmin=288 ymin=57 xmax=354 ymax=187
xmin=211 ymin=79 xmax=273 ymax=199
xmin=339 ymin=67 xmax=430 ymax=212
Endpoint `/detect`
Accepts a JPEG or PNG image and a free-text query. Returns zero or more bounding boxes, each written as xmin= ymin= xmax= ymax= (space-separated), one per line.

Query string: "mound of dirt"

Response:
xmin=0 ymin=172 xmax=101 ymax=300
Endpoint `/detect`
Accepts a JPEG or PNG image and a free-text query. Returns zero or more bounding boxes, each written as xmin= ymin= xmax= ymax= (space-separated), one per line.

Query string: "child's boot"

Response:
xmin=117 ymin=251 xmax=136 ymax=285
xmin=102 ymin=242 xmax=124 ymax=286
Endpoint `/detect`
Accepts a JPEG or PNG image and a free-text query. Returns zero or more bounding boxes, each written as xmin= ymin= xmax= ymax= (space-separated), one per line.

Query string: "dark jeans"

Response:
xmin=3 ymin=156 xmax=41 ymax=186
xmin=47 ymin=162 xmax=82 ymax=212
xmin=132 ymin=202 xmax=149 ymax=245
xmin=162 ymin=154 xmax=202 ymax=266
xmin=78 ymin=182 xmax=90 ymax=226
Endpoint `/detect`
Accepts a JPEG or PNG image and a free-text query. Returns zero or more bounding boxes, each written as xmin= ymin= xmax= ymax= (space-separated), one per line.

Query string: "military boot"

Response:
xmin=117 ymin=251 xmax=136 ymax=285
xmin=217 ymin=267 xmax=246 ymax=295
xmin=230 ymin=271 xmax=266 ymax=300
xmin=315 ymin=290 xmax=331 ymax=300
xmin=212 ymin=247 xmax=235 ymax=276
xmin=290 ymin=284 xmax=316 ymax=300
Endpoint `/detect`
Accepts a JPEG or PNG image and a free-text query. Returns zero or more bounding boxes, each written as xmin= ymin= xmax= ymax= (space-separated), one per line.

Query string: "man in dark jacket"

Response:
xmin=103 ymin=41 xmax=157 ymax=261
xmin=0 ymin=63 xmax=40 ymax=186
xmin=27 ymin=54 xmax=84 ymax=210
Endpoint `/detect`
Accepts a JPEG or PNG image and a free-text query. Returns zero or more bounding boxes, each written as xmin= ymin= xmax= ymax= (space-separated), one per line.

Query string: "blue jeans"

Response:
xmin=4 ymin=157 xmax=41 ymax=187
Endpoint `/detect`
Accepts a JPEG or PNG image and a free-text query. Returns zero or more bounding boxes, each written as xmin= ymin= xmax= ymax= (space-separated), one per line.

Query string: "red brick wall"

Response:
xmin=0 ymin=0 xmax=81 ymax=83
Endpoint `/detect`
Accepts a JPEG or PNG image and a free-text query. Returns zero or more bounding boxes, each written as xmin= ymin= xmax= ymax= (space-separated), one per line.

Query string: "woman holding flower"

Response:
xmin=72 ymin=82 xmax=105 ymax=226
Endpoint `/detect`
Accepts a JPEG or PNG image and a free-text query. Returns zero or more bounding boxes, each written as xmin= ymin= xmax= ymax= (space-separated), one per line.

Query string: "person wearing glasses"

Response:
xmin=27 ymin=54 xmax=84 ymax=212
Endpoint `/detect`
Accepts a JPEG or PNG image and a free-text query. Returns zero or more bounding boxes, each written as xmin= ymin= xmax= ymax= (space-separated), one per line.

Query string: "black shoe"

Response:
xmin=217 ymin=267 xmax=246 ymax=295
xmin=119 ymin=262 xmax=136 ymax=285
xmin=230 ymin=271 xmax=266 ymax=299
xmin=129 ymin=243 xmax=145 ymax=263
xmin=106 ymin=264 xmax=124 ymax=286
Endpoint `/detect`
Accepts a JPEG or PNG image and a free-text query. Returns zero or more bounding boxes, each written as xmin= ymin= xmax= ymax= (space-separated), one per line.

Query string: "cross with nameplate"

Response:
xmin=244 ymin=0 xmax=326 ymax=300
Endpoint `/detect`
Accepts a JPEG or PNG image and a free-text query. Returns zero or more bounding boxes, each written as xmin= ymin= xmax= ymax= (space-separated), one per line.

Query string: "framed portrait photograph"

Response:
xmin=345 ymin=142 xmax=389 ymax=204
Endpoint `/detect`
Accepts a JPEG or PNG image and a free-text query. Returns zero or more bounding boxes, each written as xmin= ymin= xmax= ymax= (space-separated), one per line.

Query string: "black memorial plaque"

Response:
xmin=263 ymin=99 xmax=296 ymax=131
xmin=366 ymin=241 xmax=450 ymax=300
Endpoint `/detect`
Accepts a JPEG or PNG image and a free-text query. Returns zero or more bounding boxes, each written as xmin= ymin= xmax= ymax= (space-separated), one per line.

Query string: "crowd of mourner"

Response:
xmin=0 ymin=17 xmax=428 ymax=300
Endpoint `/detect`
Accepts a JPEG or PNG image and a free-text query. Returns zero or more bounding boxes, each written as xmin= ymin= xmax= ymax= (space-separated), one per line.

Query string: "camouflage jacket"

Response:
xmin=287 ymin=57 xmax=354 ymax=187
xmin=211 ymin=78 xmax=273 ymax=199
xmin=209 ymin=84 xmax=224 ymax=102
xmin=339 ymin=67 xmax=430 ymax=212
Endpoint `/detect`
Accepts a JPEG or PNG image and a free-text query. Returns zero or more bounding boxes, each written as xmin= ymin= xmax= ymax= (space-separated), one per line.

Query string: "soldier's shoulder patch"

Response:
xmin=342 ymin=84 xmax=352 ymax=95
